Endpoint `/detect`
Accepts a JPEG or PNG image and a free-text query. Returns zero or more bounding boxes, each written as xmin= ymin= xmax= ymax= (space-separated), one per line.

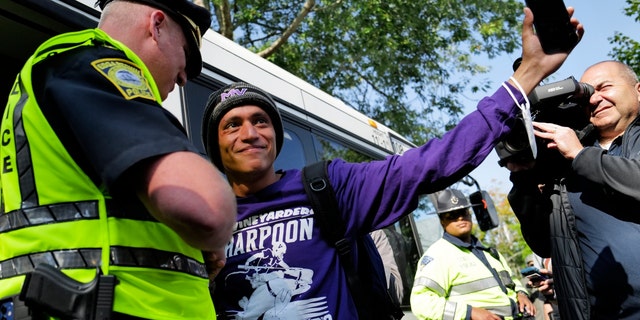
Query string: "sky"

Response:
xmin=463 ymin=0 xmax=640 ymax=194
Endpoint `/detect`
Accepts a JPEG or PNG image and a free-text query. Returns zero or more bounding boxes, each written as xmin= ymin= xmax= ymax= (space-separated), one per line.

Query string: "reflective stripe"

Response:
xmin=12 ymin=79 xmax=37 ymax=207
xmin=443 ymin=300 xmax=457 ymax=320
xmin=0 ymin=247 xmax=207 ymax=279
xmin=0 ymin=200 xmax=160 ymax=233
xmin=0 ymin=201 xmax=99 ymax=233
xmin=486 ymin=305 xmax=514 ymax=317
xmin=450 ymin=276 xmax=499 ymax=296
xmin=110 ymin=246 xmax=207 ymax=278
xmin=0 ymin=249 xmax=101 ymax=278
xmin=414 ymin=276 xmax=446 ymax=296
xmin=415 ymin=276 xmax=512 ymax=318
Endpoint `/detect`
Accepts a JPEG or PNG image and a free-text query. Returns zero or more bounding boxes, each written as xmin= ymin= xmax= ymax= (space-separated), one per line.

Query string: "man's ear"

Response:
xmin=149 ymin=10 xmax=167 ymax=41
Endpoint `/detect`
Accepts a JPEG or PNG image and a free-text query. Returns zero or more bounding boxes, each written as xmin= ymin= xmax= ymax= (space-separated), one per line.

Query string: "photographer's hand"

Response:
xmin=533 ymin=121 xmax=584 ymax=160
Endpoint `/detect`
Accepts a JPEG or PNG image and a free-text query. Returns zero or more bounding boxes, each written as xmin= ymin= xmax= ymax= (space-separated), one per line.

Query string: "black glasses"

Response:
xmin=442 ymin=209 xmax=471 ymax=221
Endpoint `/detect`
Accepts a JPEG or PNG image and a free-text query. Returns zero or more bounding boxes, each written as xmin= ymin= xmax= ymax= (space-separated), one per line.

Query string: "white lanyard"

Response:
xmin=502 ymin=77 xmax=536 ymax=159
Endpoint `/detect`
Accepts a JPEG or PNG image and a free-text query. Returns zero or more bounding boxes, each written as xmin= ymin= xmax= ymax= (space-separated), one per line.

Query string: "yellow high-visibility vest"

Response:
xmin=0 ymin=28 xmax=215 ymax=319
xmin=411 ymin=237 xmax=526 ymax=320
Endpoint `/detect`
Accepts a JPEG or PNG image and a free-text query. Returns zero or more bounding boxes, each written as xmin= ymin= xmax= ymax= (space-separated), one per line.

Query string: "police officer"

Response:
xmin=410 ymin=189 xmax=534 ymax=320
xmin=0 ymin=0 xmax=236 ymax=319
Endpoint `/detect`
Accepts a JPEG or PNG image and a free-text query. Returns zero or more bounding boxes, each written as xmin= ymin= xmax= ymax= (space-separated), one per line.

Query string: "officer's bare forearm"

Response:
xmin=139 ymin=151 xmax=237 ymax=251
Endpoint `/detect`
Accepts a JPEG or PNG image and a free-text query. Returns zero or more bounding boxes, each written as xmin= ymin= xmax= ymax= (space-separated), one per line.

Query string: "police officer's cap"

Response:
xmin=434 ymin=189 xmax=472 ymax=215
xmin=97 ymin=0 xmax=211 ymax=79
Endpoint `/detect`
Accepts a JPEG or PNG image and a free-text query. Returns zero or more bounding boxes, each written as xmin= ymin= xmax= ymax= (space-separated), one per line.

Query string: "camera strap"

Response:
xmin=503 ymin=77 xmax=537 ymax=159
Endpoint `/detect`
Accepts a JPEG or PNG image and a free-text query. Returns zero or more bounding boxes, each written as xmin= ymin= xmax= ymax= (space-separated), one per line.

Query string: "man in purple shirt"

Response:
xmin=201 ymin=7 xmax=583 ymax=320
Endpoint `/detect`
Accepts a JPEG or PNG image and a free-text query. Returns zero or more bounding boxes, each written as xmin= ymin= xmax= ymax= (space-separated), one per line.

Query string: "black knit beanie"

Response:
xmin=201 ymin=82 xmax=283 ymax=170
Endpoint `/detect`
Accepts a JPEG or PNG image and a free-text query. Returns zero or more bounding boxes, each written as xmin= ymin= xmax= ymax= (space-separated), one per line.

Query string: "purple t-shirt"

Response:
xmin=213 ymin=85 xmax=522 ymax=319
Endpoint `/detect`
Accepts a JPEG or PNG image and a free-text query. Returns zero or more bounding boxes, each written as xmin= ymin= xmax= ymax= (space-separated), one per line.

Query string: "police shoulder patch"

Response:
xmin=420 ymin=255 xmax=434 ymax=267
xmin=91 ymin=58 xmax=155 ymax=101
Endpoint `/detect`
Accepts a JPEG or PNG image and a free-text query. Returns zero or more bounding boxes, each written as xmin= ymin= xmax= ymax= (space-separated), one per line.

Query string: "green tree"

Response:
xmin=200 ymin=0 xmax=524 ymax=143
xmin=610 ymin=0 xmax=640 ymax=74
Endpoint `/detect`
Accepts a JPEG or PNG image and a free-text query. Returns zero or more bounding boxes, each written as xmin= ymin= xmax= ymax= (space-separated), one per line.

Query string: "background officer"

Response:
xmin=411 ymin=189 xmax=534 ymax=320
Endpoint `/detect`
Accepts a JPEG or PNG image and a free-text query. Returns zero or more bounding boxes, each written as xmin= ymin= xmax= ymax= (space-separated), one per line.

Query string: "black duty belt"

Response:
xmin=0 ymin=247 xmax=208 ymax=279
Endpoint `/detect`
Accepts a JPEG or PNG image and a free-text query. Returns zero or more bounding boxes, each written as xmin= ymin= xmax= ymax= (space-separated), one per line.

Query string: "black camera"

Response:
xmin=495 ymin=76 xmax=595 ymax=174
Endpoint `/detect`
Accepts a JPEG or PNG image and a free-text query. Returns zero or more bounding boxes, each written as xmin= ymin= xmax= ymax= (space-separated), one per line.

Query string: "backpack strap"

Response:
xmin=301 ymin=160 xmax=368 ymax=318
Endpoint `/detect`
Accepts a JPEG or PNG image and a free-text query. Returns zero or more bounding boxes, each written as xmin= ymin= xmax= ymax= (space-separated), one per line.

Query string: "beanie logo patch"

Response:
xmin=221 ymin=88 xmax=248 ymax=101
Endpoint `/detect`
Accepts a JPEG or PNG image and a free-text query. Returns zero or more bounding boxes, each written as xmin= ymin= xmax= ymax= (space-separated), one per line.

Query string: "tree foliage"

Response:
xmin=610 ymin=0 xmax=640 ymax=75
xmin=200 ymin=0 xmax=524 ymax=144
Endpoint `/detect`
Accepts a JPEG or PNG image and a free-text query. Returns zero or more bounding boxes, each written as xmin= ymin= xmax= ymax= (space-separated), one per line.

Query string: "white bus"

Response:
xmin=0 ymin=1 xmax=498 ymax=316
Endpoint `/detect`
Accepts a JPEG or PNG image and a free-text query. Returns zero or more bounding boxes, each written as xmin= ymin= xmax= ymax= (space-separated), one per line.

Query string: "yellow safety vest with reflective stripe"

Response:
xmin=410 ymin=238 xmax=526 ymax=320
xmin=0 ymin=29 xmax=215 ymax=319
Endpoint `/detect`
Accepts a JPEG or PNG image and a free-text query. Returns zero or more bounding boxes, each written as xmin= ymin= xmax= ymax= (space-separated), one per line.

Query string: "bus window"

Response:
xmin=312 ymin=134 xmax=374 ymax=163
xmin=274 ymin=129 xmax=306 ymax=171
xmin=412 ymin=195 xmax=443 ymax=253
xmin=383 ymin=217 xmax=421 ymax=307
xmin=183 ymin=79 xmax=225 ymax=153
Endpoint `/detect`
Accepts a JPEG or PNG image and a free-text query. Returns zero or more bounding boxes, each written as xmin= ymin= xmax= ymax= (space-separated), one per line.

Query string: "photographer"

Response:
xmin=507 ymin=61 xmax=640 ymax=320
